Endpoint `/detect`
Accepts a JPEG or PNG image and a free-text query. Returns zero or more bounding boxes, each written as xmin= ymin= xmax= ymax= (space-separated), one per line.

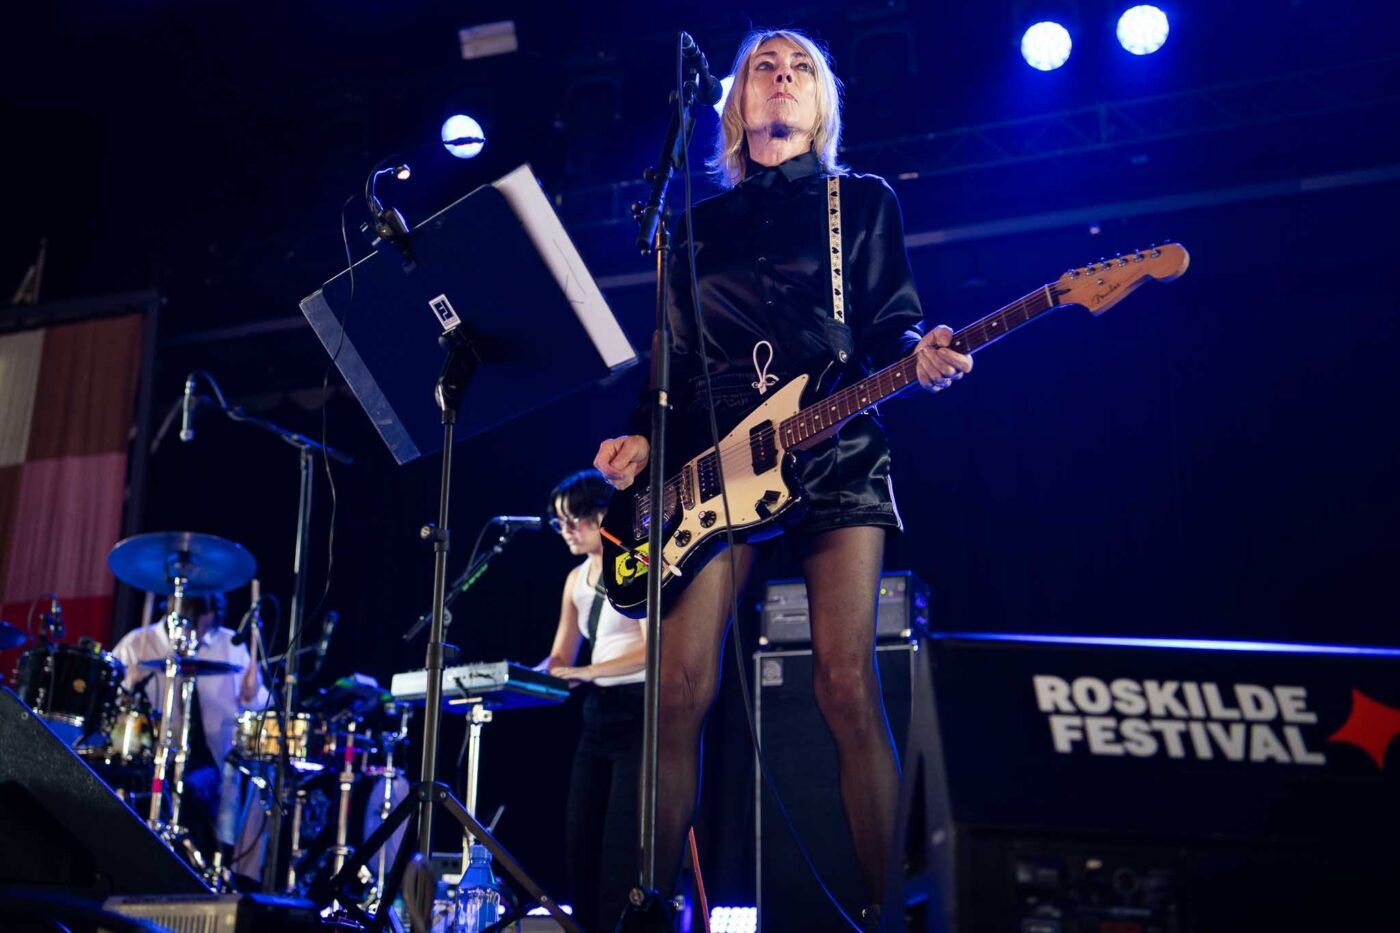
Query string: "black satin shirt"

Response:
xmin=636 ymin=150 xmax=927 ymax=533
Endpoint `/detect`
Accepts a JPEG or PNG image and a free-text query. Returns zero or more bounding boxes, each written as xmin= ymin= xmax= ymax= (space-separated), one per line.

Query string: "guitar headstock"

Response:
xmin=1054 ymin=243 xmax=1189 ymax=315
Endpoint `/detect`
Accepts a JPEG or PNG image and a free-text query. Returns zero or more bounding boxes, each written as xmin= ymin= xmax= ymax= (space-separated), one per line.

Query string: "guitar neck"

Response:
xmin=779 ymin=284 xmax=1060 ymax=449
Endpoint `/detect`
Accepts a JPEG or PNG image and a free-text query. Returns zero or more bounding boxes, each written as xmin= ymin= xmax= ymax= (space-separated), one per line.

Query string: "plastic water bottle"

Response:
xmin=454 ymin=843 xmax=502 ymax=933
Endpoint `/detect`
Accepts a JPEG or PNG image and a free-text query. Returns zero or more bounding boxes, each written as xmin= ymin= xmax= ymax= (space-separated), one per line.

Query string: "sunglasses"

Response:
xmin=549 ymin=514 xmax=598 ymax=532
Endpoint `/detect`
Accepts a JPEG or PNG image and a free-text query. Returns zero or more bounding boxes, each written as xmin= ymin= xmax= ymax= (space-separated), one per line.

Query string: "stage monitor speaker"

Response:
xmin=754 ymin=641 xmax=917 ymax=931
xmin=103 ymin=893 xmax=321 ymax=932
xmin=0 ymin=686 xmax=209 ymax=901
xmin=884 ymin=634 xmax=1400 ymax=933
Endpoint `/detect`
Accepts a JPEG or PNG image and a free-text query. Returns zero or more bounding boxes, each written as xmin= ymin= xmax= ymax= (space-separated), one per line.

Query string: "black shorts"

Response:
xmin=677 ymin=378 xmax=902 ymax=538
xmin=788 ymin=411 xmax=903 ymax=536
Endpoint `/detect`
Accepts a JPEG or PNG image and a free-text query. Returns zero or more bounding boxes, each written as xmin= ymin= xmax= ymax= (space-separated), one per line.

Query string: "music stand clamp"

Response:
xmin=301 ymin=165 xmax=632 ymax=932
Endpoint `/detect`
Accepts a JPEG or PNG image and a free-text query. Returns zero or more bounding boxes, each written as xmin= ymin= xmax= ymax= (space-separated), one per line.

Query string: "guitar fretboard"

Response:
xmin=777 ymin=284 xmax=1058 ymax=449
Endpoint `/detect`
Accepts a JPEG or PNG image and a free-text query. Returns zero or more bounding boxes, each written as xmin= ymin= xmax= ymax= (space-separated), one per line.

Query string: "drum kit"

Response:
xmin=7 ymin=530 xmax=414 ymax=898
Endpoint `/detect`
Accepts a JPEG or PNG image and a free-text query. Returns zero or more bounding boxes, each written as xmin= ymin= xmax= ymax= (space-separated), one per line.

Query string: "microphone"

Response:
xmin=680 ymin=32 xmax=724 ymax=106
xmin=232 ymin=579 xmax=261 ymax=647
xmin=492 ymin=515 xmax=543 ymax=531
xmin=179 ymin=373 xmax=197 ymax=443
xmin=40 ymin=594 xmax=64 ymax=639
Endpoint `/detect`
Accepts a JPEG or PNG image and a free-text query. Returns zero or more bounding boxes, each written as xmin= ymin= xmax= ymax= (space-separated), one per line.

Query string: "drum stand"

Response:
xmin=331 ymin=722 xmax=361 ymax=876
xmin=367 ymin=706 xmax=411 ymax=899
xmin=145 ymin=577 xmax=211 ymax=880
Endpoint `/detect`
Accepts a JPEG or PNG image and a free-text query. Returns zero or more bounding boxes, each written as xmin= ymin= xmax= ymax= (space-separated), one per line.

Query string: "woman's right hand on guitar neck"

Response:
xmin=594 ymin=435 xmax=650 ymax=490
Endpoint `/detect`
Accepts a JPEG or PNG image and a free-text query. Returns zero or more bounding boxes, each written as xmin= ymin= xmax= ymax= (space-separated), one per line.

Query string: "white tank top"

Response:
xmin=572 ymin=557 xmax=646 ymax=687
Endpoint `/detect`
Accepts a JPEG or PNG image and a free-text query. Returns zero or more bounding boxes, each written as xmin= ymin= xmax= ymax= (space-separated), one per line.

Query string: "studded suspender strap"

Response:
xmin=827 ymin=175 xmax=845 ymax=324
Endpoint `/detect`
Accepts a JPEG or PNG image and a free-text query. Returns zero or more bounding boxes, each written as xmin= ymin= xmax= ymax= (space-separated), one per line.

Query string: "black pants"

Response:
xmin=565 ymin=682 xmax=643 ymax=932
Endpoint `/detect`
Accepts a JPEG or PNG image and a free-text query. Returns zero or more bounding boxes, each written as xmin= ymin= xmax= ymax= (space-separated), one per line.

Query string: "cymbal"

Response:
xmin=108 ymin=532 xmax=256 ymax=596
xmin=139 ymin=656 xmax=241 ymax=676
xmin=0 ymin=620 xmax=26 ymax=650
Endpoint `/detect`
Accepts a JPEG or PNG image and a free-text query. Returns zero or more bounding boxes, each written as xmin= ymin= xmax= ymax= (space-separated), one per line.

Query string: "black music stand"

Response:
xmin=300 ymin=163 xmax=635 ymax=931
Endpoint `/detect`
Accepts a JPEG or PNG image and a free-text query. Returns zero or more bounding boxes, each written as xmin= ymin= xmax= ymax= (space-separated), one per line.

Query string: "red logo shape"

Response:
xmin=1327 ymin=689 xmax=1400 ymax=770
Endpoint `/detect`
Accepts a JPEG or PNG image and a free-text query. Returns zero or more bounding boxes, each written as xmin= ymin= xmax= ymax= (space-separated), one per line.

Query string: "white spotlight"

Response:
xmin=1117 ymin=5 xmax=1170 ymax=55
xmin=1021 ymin=21 xmax=1073 ymax=71
xmin=441 ymin=115 xmax=485 ymax=160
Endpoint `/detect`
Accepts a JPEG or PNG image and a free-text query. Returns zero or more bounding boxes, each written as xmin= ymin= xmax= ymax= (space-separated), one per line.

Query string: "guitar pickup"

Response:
xmin=750 ymin=421 xmax=778 ymax=473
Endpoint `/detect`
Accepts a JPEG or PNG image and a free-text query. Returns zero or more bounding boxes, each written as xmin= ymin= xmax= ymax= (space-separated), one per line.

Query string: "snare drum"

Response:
xmin=234 ymin=711 xmax=330 ymax=767
xmin=15 ymin=643 xmax=124 ymax=744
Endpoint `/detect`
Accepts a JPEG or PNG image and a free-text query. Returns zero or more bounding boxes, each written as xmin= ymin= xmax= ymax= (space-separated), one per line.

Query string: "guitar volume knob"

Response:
xmin=699 ymin=510 xmax=717 ymax=528
xmin=675 ymin=530 xmax=692 ymax=547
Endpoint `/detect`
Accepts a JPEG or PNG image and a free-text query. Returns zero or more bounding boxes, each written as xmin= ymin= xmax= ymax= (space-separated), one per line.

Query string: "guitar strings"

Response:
xmin=641 ymin=282 xmax=1064 ymax=518
xmin=703 ymin=287 xmax=1054 ymax=462
xmin=643 ymin=259 xmax=1168 ymax=521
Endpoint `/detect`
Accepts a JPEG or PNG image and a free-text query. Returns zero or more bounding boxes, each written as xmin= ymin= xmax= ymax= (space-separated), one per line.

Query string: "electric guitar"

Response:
xmin=601 ymin=243 xmax=1190 ymax=618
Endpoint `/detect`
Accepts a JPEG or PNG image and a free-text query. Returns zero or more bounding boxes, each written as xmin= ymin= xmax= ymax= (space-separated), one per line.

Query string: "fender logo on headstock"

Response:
xmin=615 ymin=544 xmax=649 ymax=585
xmin=1093 ymin=281 xmax=1122 ymax=304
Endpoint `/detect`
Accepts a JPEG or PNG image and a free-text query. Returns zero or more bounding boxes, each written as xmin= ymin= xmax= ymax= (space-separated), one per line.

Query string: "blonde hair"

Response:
xmin=708 ymin=29 xmax=846 ymax=189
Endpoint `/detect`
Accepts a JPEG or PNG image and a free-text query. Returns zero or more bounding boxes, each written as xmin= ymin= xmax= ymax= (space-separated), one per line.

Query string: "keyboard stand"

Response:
xmin=459 ymin=698 xmax=491 ymax=865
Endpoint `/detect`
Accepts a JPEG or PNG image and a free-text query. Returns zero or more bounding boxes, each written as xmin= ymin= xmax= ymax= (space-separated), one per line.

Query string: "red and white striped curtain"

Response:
xmin=0 ymin=313 xmax=145 ymax=670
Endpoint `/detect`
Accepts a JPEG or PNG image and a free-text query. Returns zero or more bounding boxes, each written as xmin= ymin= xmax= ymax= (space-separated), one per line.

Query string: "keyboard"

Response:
xmin=390 ymin=661 xmax=569 ymax=711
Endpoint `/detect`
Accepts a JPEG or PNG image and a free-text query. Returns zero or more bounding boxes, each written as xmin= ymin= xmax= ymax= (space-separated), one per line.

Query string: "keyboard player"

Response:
xmin=535 ymin=469 xmax=645 ymax=933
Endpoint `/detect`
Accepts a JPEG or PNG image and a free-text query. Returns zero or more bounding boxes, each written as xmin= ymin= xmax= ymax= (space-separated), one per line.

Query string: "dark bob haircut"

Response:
xmin=548 ymin=468 xmax=613 ymax=521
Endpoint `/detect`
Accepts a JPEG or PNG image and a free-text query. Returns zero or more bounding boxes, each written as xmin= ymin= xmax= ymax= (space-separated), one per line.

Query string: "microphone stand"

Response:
xmin=401 ymin=523 xmax=530 ymax=643
xmin=623 ymin=37 xmax=704 ymax=931
xmin=178 ymin=372 xmax=353 ymax=892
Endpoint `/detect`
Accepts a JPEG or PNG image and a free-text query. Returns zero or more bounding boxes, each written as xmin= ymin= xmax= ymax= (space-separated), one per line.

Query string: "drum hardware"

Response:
xmin=145 ymin=576 xmax=202 ymax=850
xmin=14 ymin=639 xmax=125 ymax=746
xmin=364 ymin=704 xmax=413 ymax=899
xmin=106 ymin=531 xmax=258 ymax=881
xmin=331 ymin=721 xmax=361 ymax=876
xmin=107 ymin=531 xmax=257 ymax=599
xmin=234 ymin=710 xmax=332 ymax=771
xmin=164 ymin=370 xmax=355 ymax=894
xmin=77 ymin=686 xmax=158 ymax=766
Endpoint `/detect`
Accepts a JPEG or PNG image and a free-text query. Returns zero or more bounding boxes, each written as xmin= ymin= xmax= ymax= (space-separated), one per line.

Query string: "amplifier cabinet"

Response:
xmin=754 ymin=641 xmax=918 ymax=931
xmin=759 ymin=571 xmax=929 ymax=647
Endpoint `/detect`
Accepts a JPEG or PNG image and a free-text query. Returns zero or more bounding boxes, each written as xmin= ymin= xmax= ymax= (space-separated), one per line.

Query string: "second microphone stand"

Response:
xmin=178 ymin=370 xmax=354 ymax=892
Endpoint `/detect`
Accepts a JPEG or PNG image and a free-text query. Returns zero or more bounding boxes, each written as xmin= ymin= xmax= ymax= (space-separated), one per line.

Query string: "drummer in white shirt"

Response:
xmin=112 ymin=592 xmax=267 ymax=856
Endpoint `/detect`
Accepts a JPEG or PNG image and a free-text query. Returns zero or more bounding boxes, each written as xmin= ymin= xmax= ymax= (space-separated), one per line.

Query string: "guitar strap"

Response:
xmin=826 ymin=175 xmax=844 ymax=324
xmin=584 ymin=579 xmax=606 ymax=642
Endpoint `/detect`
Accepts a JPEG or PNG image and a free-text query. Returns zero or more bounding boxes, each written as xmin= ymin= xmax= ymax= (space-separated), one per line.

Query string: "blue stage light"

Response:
xmin=1117 ymin=5 xmax=1170 ymax=55
xmin=441 ymin=114 xmax=485 ymax=159
xmin=1021 ymin=21 xmax=1073 ymax=71
xmin=713 ymin=74 xmax=735 ymax=117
